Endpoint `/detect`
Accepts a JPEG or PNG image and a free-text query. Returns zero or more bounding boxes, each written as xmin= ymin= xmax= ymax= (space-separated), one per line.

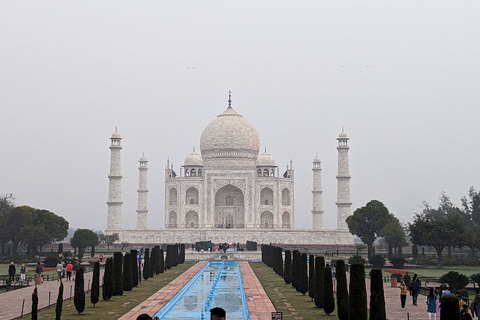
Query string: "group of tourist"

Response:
xmin=399 ymin=272 xmax=480 ymax=319
xmin=7 ymin=262 xmax=27 ymax=283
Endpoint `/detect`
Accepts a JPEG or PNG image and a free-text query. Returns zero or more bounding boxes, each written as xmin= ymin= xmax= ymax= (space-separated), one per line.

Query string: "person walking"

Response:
xmin=20 ymin=264 xmax=26 ymax=282
xmin=399 ymin=281 xmax=408 ymax=309
xmin=473 ymin=289 xmax=480 ymax=319
xmin=410 ymin=277 xmax=420 ymax=306
xmin=461 ymin=305 xmax=473 ymax=320
xmin=426 ymin=287 xmax=437 ymax=320
xmin=8 ymin=262 xmax=16 ymax=282
xmin=403 ymin=272 xmax=411 ymax=295
xmin=56 ymin=261 xmax=63 ymax=281
xmin=66 ymin=261 xmax=73 ymax=281
xmin=35 ymin=262 xmax=43 ymax=284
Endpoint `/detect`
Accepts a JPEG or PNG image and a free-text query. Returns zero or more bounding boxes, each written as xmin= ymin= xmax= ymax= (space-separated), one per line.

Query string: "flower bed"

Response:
xmin=385 ymin=269 xmax=407 ymax=274
xmin=28 ymin=267 xmax=55 ymax=272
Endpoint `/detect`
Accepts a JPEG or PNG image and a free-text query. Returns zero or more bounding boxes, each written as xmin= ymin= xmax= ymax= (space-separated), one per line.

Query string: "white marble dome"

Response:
xmin=111 ymin=130 xmax=122 ymax=139
xmin=200 ymin=106 xmax=260 ymax=160
xmin=338 ymin=131 xmax=349 ymax=139
xmin=257 ymin=152 xmax=276 ymax=166
xmin=184 ymin=151 xmax=203 ymax=166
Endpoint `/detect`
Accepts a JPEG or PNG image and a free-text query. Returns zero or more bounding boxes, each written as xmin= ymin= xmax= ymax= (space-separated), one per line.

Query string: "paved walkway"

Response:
xmin=0 ymin=270 xmax=102 ymax=320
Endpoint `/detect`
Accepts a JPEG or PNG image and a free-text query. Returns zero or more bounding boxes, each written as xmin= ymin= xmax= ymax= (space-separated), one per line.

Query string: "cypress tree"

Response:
xmin=113 ymin=252 xmax=123 ymax=296
xmin=58 ymin=243 xmax=63 ymax=255
xmin=143 ymin=248 xmax=150 ymax=280
xmin=277 ymin=247 xmax=284 ymax=277
xmin=314 ymin=256 xmax=325 ymax=308
xmin=440 ymin=294 xmax=460 ymax=320
xmin=91 ymin=261 xmax=100 ymax=306
xmin=123 ymin=253 xmax=133 ymax=291
xmin=91 ymin=245 xmax=95 ymax=257
xmin=348 ymin=263 xmax=367 ymax=320
xmin=323 ymin=266 xmax=335 ymax=315
xmin=173 ymin=243 xmax=179 ymax=267
xmin=369 ymin=269 xmax=386 ymax=320
xmin=159 ymin=248 xmax=165 ymax=273
xmin=180 ymin=243 xmax=185 ymax=264
xmin=268 ymin=245 xmax=274 ymax=268
xmin=308 ymin=255 xmax=315 ymax=301
xmin=149 ymin=247 xmax=155 ymax=278
xmin=153 ymin=246 xmax=160 ymax=274
xmin=32 ymin=286 xmax=38 ymax=320
xmin=165 ymin=246 xmax=171 ymax=270
xmin=300 ymin=253 xmax=308 ymax=295
xmin=284 ymin=250 xmax=292 ymax=284
xmin=74 ymin=268 xmax=85 ymax=314
xmin=102 ymin=257 xmax=114 ymax=301
xmin=55 ymin=282 xmax=63 ymax=320
xmin=336 ymin=260 xmax=349 ymax=320
xmin=292 ymin=250 xmax=300 ymax=291
xmin=131 ymin=249 xmax=138 ymax=287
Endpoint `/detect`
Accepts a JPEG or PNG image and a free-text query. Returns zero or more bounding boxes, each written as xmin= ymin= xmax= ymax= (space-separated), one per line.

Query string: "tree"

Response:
xmin=323 ymin=266 xmax=335 ymax=315
xmin=159 ymin=248 xmax=165 ymax=274
xmin=102 ymin=257 xmax=114 ymax=301
xmin=462 ymin=187 xmax=480 ymax=225
xmin=408 ymin=199 xmax=468 ymax=265
xmin=314 ymin=256 xmax=325 ymax=308
xmin=91 ymin=261 xmax=100 ymax=306
xmin=440 ymin=294 xmax=460 ymax=320
xmin=300 ymin=253 xmax=308 ymax=295
xmin=99 ymin=233 xmax=119 ymax=253
xmin=143 ymin=248 xmax=150 ymax=280
xmin=346 ymin=200 xmax=392 ymax=259
xmin=123 ymin=252 xmax=133 ymax=291
xmin=131 ymin=249 xmax=139 ymax=287
xmin=31 ymin=286 xmax=38 ymax=320
xmin=74 ymin=268 xmax=85 ymax=314
xmin=55 ymin=282 xmax=64 ymax=320
xmin=113 ymin=252 xmax=123 ymax=296
xmin=308 ymin=255 xmax=315 ymax=301
xmin=2 ymin=205 xmax=33 ymax=254
xmin=70 ymin=229 xmax=99 ymax=261
xmin=439 ymin=271 xmax=469 ymax=292
xmin=369 ymin=269 xmax=386 ymax=320
xmin=149 ymin=247 xmax=156 ymax=278
xmin=292 ymin=250 xmax=300 ymax=291
xmin=349 ymin=263 xmax=367 ymax=320
xmin=336 ymin=260 xmax=349 ymax=320
xmin=381 ymin=215 xmax=408 ymax=257
xmin=284 ymin=250 xmax=292 ymax=284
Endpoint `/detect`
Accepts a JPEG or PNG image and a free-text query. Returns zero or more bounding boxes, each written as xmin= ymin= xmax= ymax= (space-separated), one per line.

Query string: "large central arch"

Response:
xmin=214 ymin=184 xmax=245 ymax=228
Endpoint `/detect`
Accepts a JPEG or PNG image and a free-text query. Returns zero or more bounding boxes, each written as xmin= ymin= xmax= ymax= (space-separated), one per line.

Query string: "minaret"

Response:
xmin=136 ymin=154 xmax=149 ymax=229
xmin=336 ymin=130 xmax=352 ymax=230
xmin=106 ymin=129 xmax=123 ymax=231
xmin=312 ymin=155 xmax=324 ymax=230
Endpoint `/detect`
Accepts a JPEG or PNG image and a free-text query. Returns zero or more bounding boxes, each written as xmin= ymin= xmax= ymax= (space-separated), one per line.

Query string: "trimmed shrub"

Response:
xmin=143 ymin=248 xmax=150 ymax=280
xmin=173 ymin=244 xmax=179 ymax=267
xmin=55 ymin=282 xmax=63 ymax=320
xmin=102 ymin=257 xmax=114 ymax=301
xmin=308 ymin=255 xmax=315 ymax=301
xmin=369 ymin=254 xmax=386 ymax=268
xmin=159 ymin=249 xmax=165 ymax=273
xmin=74 ymin=268 xmax=85 ymax=314
xmin=391 ymin=257 xmax=406 ymax=269
xmin=165 ymin=246 xmax=171 ymax=270
xmin=58 ymin=243 xmax=63 ymax=255
xmin=246 ymin=241 xmax=257 ymax=251
xmin=284 ymin=250 xmax=292 ymax=284
xmin=412 ymin=245 xmax=418 ymax=258
xmin=323 ymin=266 xmax=335 ymax=315
xmin=336 ymin=260 xmax=349 ymax=320
xmin=314 ymin=256 xmax=325 ymax=308
xmin=91 ymin=261 xmax=100 ymax=306
xmin=440 ymin=294 xmax=460 ymax=320
xmin=470 ymin=273 xmax=480 ymax=286
xmin=91 ymin=246 xmax=95 ymax=258
xmin=123 ymin=253 xmax=133 ymax=291
xmin=369 ymin=269 xmax=386 ymax=320
xmin=149 ymin=247 xmax=156 ymax=278
xmin=292 ymin=250 xmax=300 ymax=291
xmin=348 ymin=255 xmax=365 ymax=264
xmin=439 ymin=271 xmax=469 ymax=292
xmin=44 ymin=256 xmax=58 ymax=268
xmin=349 ymin=263 xmax=367 ymax=320
xmin=180 ymin=244 xmax=185 ymax=264
xmin=113 ymin=252 xmax=123 ymax=296
xmin=130 ymin=249 xmax=138 ymax=287
xmin=32 ymin=286 xmax=38 ymax=320
xmin=300 ymin=253 xmax=308 ymax=295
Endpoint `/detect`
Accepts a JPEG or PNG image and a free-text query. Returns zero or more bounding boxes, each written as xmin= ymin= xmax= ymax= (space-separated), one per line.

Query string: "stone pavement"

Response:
xmin=0 ymin=269 xmax=102 ymax=320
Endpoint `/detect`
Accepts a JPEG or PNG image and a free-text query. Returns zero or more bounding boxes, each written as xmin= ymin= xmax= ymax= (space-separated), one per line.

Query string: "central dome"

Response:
xmin=200 ymin=106 xmax=260 ymax=160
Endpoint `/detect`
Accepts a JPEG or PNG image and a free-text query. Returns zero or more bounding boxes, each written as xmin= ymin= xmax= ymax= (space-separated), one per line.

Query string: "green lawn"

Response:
xmin=35 ymin=262 xmax=195 ymax=320
xmin=250 ymin=262 xmax=339 ymax=320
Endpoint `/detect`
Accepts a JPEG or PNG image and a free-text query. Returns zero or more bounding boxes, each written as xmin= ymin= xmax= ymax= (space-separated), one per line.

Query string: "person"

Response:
xmin=332 ymin=265 xmax=337 ymax=287
xmin=99 ymin=253 xmax=103 ymax=262
xmin=8 ymin=262 xmax=16 ymax=282
xmin=461 ymin=305 xmax=473 ymax=320
xmin=400 ymin=280 xmax=408 ymax=309
xmin=442 ymin=285 xmax=451 ymax=296
xmin=66 ymin=261 xmax=73 ymax=281
xmin=35 ymin=262 xmax=43 ymax=283
xmin=210 ymin=307 xmax=226 ymax=320
xmin=403 ymin=272 xmax=411 ymax=294
xmin=20 ymin=264 xmax=26 ymax=282
xmin=426 ymin=287 xmax=437 ymax=320
xmin=473 ymin=289 xmax=480 ymax=319
xmin=410 ymin=276 xmax=420 ymax=306
xmin=56 ymin=261 xmax=63 ymax=281
xmin=136 ymin=314 xmax=153 ymax=320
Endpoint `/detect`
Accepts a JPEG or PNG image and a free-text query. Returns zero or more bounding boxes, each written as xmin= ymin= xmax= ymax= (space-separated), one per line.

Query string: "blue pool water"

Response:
xmin=154 ymin=260 xmax=249 ymax=320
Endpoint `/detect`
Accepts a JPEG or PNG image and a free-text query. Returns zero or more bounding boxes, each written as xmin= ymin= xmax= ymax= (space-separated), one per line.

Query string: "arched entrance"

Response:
xmin=214 ymin=185 xmax=244 ymax=228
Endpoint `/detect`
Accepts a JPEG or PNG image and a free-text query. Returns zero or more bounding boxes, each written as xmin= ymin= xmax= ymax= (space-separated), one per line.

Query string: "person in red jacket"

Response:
xmin=66 ymin=261 xmax=73 ymax=281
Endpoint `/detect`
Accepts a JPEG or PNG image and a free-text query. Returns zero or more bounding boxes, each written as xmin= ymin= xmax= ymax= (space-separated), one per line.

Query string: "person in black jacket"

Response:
xmin=410 ymin=277 xmax=420 ymax=306
xmin=8 ymin=262 xmax=16 ymax=282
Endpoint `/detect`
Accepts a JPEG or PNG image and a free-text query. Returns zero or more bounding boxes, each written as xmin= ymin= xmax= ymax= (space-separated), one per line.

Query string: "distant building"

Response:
xmin=105 ymin=94 xmax=354 ymax=245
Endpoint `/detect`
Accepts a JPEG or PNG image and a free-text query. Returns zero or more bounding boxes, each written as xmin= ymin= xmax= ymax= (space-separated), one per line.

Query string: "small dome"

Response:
xmin=257 ymin=152 xmax=276 ymax=166
xmin=111 ymin=130 xmax=122 ymax=139
xmin=337 ymin=131 xmax=349 ymax=139
xmin=200 ymin=106 xmax=260 ymax=160
xmin=313 ymin=155 xmax=321 ymax=163
xmin=184 ymin=151 xmax=203 ymax=166
xmin=139 ymin=154 xmax=148 ymax=162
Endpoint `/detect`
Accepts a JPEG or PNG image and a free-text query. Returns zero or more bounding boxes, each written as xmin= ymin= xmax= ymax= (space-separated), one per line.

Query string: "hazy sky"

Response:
xmin=1 ymin=1 xmax=479 ymax=232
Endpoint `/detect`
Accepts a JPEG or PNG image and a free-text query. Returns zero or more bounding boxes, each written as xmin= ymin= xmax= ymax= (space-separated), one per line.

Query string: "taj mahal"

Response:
xmin=105 ymin=94 xmax=354 ymax=245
